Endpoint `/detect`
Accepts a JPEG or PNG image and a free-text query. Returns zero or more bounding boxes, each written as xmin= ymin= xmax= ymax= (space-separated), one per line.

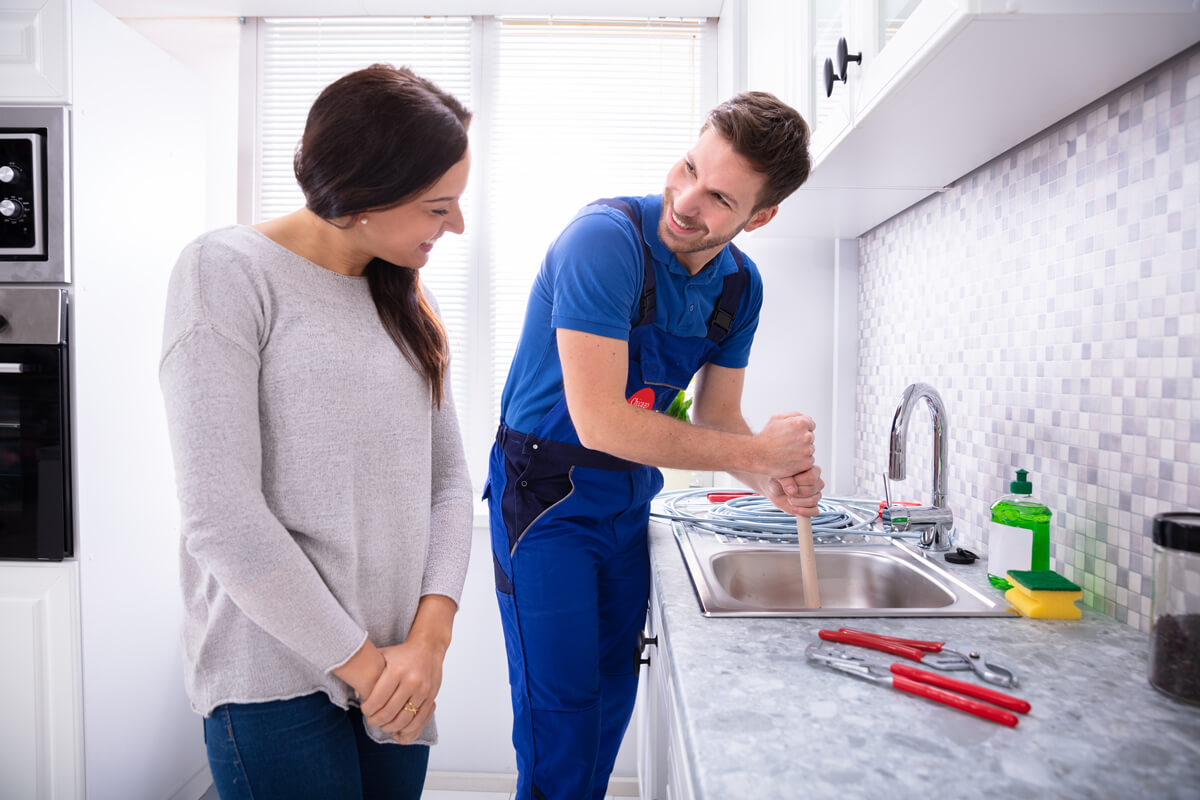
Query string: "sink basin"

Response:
xmin=711 ymin=548 xmax=958 ymax=609
xmin=674 ymin=528 xmax=1016 ymax=618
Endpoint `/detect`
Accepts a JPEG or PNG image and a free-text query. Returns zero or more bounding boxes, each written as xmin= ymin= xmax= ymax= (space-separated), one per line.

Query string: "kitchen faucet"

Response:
xmin=886 ymin=382 xmax=954 ymax=552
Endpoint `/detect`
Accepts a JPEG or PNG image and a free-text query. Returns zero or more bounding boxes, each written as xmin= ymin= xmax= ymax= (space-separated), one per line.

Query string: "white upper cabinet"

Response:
xmin=808 ymin=0 xmax=856 ymax=157
xmin=0 ymin=0 xmax=71 ymax=103
xmin=853 ymin=0 xmax=953 ymax=121
xmin=742 ymin=0 xmax=1200 ymax=238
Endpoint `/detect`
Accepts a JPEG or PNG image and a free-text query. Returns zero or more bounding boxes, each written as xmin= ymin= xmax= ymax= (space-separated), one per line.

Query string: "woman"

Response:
xmin=159 ymin=65 xmax=474 ymax=799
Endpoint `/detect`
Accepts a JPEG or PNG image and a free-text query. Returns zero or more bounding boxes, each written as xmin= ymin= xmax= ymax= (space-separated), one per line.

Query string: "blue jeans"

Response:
xmin=203 ymin=692 xmax=429 ymax=800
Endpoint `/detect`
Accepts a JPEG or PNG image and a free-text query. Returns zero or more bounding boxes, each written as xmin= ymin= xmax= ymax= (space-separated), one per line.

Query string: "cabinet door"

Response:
xmin=0 ymin=562 xmax=84 ymax=798
xmin=807 ymin=0 xmax=854 ymax=159
xmin=664 ymin=695 xmax=697 ymax=800
xmin=0 ymin=0 xmax=70 ymax=102
xmin=637 ymin=581 xmax=669 ymax=800
xmin=649 ymin=580 xmax=697 ymax=800
xmin=852 ymin=0 xmax=965 ymax=120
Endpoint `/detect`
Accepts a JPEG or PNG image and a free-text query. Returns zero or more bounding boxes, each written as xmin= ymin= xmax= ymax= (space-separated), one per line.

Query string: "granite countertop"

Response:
xmin=646 ymin=518 xmax=1200 ymax=800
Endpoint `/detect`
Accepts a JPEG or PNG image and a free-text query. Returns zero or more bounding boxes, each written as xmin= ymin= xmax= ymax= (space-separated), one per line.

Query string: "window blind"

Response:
xmin=257 ymin=16 xmax=475 ymax=413
xmin=485 ymin=16 xmax=710 ymax=438
xmin=257 ymin=16 xmax=711 ymax=486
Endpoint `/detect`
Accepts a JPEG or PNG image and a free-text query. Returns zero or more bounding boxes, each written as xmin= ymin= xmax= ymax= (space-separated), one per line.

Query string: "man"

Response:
xmin=484 ymin=92 xmax=822 ymax=800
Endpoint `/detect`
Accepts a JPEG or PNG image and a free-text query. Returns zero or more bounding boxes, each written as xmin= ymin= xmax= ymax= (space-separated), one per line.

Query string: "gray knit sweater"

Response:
xmin=159 ymin=225 xmax=473 ymax=745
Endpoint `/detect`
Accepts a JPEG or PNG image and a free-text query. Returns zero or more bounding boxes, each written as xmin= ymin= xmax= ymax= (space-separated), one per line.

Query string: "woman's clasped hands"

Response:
xmin=335 ymin=633 xmax=448 ymax=744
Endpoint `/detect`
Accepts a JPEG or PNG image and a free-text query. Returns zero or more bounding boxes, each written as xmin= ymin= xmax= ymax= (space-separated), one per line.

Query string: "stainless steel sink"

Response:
xmin=675 ymin=527 xmax=1017 ymax=618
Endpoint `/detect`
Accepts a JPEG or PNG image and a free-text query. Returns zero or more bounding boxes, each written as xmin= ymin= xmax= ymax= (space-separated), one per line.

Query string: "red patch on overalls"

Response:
xmin=627 ymin=388 xmax=655 ymax=409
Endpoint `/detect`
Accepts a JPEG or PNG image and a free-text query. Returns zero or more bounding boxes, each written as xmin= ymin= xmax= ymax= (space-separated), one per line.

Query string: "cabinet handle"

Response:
xmin=636 ymin=631 xmax=658 ymax=668
xmin=836 ymin=37 xmax=862 ymax=81
xmin=826 ymin=38 xmax=863 ymax=98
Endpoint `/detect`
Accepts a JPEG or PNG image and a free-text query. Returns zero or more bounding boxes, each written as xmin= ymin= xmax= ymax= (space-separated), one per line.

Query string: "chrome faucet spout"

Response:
xmin=887 ymin=383 xmax=953 ymax=551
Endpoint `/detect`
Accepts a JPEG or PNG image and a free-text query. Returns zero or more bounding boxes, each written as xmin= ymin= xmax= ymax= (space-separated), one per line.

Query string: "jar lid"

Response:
xmin=1153 ymin=512 xmax=1200 ymax=553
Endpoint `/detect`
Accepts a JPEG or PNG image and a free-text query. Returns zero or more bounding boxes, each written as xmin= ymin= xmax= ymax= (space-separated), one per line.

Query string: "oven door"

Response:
xmin=0 ymin=342 xmax=71 ymax=560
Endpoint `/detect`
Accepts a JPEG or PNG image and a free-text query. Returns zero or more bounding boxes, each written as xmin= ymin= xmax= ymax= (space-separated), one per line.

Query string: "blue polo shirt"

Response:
xmin=499 ymin=193 xmax=764 ymax=435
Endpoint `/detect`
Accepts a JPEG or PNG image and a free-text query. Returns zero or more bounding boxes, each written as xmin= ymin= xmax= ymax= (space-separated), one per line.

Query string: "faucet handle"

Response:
xmin=905 ymin=505 xmax=954 ymax=528
xmin=899 ymin=504 xmax=956 ymax=552
xmin=881 ymin=503 xmax=912 ymax=529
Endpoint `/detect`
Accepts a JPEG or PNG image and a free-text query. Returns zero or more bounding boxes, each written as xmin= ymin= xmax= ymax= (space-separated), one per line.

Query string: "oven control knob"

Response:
xmin=0 ymin=166 xmax=15 ymax=183
xmin=0 ymin=198 xmax=23 ymax=219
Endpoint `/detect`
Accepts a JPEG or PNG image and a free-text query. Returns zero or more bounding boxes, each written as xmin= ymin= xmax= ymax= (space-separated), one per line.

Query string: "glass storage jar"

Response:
xmin=1149 ymin=512 xmax=1200 ymax=704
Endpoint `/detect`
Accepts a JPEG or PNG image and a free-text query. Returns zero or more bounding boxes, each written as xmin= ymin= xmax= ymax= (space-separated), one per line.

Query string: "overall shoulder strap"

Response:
xmin=590 ymin=198 xmax=655 ymax=326
xmin=706 ymin=243 xmax=749 ymax=344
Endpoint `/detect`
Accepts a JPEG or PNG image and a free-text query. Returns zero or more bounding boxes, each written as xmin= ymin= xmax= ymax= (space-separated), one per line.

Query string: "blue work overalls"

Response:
xmin=485 ymin=199 xmax=747 ymax=800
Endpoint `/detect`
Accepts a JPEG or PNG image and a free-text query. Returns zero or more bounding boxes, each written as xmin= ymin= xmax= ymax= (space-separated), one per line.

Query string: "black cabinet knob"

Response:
xmin=824 ymin=37 xmax=862 ymax=98
xmin=836 ymin=37 xmax=862 ymax=80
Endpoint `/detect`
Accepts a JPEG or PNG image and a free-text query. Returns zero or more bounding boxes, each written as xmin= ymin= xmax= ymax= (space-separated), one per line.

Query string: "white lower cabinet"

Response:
xmin=637 ymin=579 xmax=696 ymax=800
xmin=0 ymin=561 xmax=84 ymax=799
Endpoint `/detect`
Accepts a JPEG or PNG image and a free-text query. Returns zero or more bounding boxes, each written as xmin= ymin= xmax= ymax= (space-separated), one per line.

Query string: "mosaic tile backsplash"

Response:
xmin=854 ymin=44 xmax=1200 ymax=632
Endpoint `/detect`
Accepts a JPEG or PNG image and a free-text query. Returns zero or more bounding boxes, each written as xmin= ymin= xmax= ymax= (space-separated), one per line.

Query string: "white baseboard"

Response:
xmin=170 ymin=763 xmax=214 ymax=800
xmin=424 ymin=771 xmax=639 ymax=797
xmin=424 ymin=771 xmax=517 ymax=792
xmin=178 ymin=766 xmax=636 ymax=797
xmin=606 ymin=776 xmax=640 ymax=796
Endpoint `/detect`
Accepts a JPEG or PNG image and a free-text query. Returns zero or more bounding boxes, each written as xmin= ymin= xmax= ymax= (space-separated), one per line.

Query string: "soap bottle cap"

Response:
xmin=1010 ymin=469 xmax=1032 ymax=495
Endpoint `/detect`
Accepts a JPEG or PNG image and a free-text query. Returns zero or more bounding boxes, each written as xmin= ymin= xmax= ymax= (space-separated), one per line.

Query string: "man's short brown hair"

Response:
xmin=702 ymin=91 xmax=812 ymax=211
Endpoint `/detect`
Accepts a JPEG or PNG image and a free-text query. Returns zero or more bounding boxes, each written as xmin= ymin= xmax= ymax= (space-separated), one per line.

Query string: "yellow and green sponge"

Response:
xmin=1005 ymin=569 xmax=1083 ymax=619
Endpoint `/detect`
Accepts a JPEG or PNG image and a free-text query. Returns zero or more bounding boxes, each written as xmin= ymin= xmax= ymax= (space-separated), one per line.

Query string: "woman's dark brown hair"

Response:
xmin=294 ymin=64 xmax=472 ymax=408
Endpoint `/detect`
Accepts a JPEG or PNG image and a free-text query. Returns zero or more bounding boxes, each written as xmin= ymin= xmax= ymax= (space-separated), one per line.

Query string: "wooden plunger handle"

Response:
xmin=795 ymin=514 xmax=820 ymax=608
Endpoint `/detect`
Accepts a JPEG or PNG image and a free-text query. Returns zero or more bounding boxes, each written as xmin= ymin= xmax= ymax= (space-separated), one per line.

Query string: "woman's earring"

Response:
xmin=360 ymin=217 xmax=368 ymax=225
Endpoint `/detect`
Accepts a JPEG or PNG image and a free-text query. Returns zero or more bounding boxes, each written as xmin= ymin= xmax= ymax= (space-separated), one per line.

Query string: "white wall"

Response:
xmin=830 ymin=238 xmax=859 ymax=497
xmin=121 ymin=17 xmax=242 ymax=233
xmin=429 ymin=522 xmax=517 ymax=775
xmin=716 ymin=0 xmax=745 ymax=100
xmin=71 ymin=1 xmax=211 ymax=797
xmin=734 ymin=232 xmax=843 ymax=490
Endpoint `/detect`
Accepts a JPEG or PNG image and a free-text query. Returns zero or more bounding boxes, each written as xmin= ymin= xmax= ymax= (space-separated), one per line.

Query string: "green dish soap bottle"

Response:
xmin=986 ymin=469 xmax=1051 ymax=591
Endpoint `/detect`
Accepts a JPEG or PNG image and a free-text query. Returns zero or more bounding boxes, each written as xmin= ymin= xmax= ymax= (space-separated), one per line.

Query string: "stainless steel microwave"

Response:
xmin=0 ymin=106 xmax=69 ymax=283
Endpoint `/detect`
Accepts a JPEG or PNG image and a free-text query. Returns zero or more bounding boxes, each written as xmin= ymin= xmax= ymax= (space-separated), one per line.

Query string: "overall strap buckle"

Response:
xmin=706 ymin=247 xmax=749 ymax=343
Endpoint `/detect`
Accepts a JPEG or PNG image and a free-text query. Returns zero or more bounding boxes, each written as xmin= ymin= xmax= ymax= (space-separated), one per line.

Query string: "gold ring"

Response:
xmin=404 ymin=701 xmax=419 ymax=716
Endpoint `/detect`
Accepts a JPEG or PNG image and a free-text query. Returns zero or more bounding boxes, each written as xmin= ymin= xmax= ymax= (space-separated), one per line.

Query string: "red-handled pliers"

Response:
xmin=817 ymin=627 xmax=1020 ymax=688
xmin=805 ymin=643 xmax=1031 ymax=726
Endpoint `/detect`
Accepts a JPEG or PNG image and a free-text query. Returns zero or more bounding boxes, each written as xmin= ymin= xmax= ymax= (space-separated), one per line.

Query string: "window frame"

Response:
xmin=242 ymin=15 xmax=717 ymax=489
